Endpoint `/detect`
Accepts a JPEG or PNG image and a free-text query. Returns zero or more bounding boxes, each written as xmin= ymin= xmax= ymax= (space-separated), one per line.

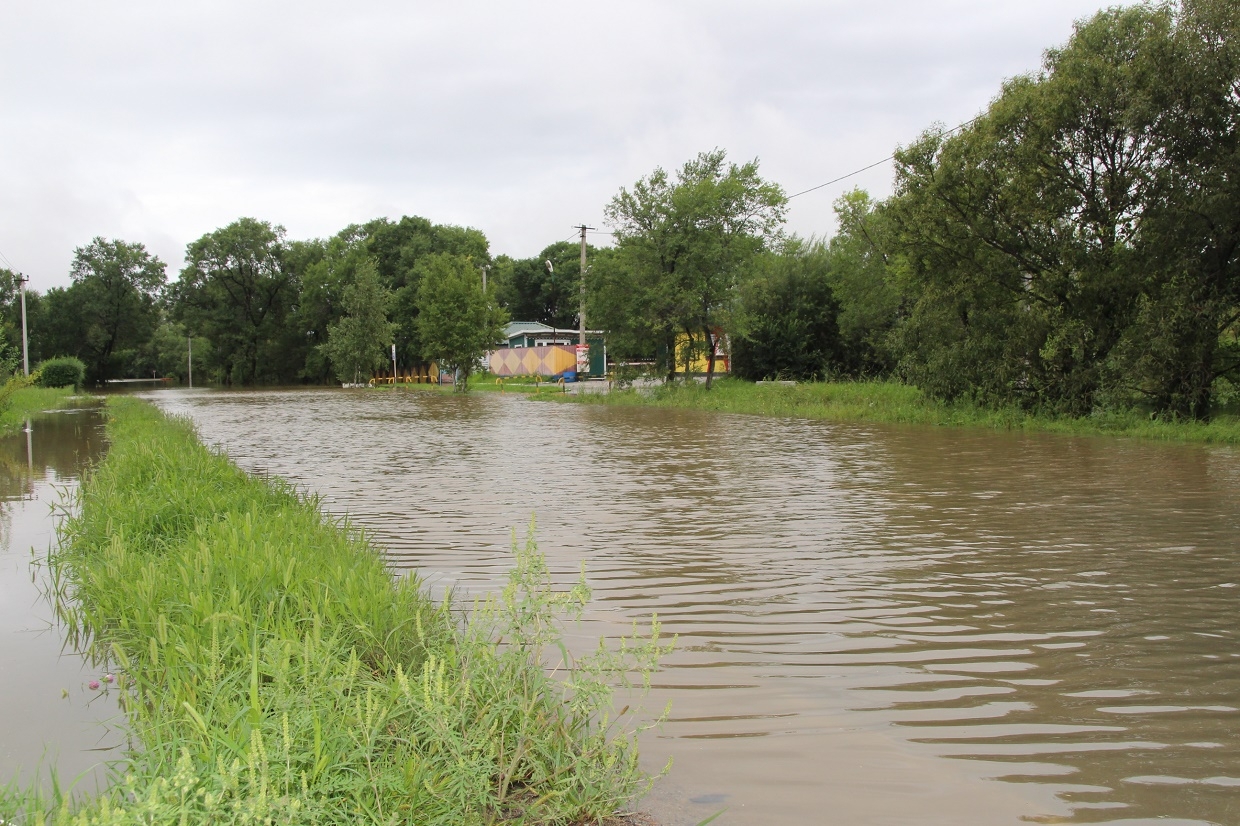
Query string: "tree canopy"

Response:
xmin=415 ymin=254 xmax=506 ymax=390
xmin=601 ymin=149 xmax=787 ymax=386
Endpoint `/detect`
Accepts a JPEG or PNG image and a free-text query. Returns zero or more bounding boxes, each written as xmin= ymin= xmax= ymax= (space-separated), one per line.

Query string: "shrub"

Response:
xmin=35 ymin=356 xmax=85 ymax=389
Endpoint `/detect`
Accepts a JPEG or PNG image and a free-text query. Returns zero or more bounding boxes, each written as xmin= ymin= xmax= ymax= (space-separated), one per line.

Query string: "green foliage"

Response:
xmin=824 ymin=191 xmax=902 ymax=376
xmin=364 ymin=216 xmax=492 ymax=371
xmin=35 ymin=356 xmax=85 ymax=389
xmin=886 ymin=1 xmax=1240 ymax=419
xmin=320 ymin=261 xmax=396 ymax=384
xmin=416 ymin=254 xmax=506 ymax=390
xmin=173 ymin=219 xmax=294 ymax=386
xmin=497 ymin=242 xmax=602 ymax=330
xmin=732 ymin=243 xmax=842 ymax=381
xmin=31 ymin=240 xmax=166 ymax=385
xmin=0 ymin=384 xmax=75 ymax=437
xmin=601 ymin=149 xmax=787 ymax=386
xmin=10 ymin=398 xmax=669 ymax=824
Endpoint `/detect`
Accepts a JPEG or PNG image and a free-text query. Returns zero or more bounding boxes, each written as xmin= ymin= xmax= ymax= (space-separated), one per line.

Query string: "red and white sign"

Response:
xmin=575 ymin=344 xmax=590 ymax=375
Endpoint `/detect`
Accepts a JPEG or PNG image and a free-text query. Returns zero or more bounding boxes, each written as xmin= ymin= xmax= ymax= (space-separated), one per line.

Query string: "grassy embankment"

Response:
xmin=0 ymin=383 xmax=77 ymax=436
xmin=551 ymin=378 xmax=1240 ymax=444
xmin=2 ymin=397 xmax=667 ymax=825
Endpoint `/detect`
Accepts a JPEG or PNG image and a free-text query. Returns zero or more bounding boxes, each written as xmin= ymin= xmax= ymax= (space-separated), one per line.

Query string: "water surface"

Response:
xmin=0 ymin=407 xmax=118 ymax=792
xmin=149 ymin=388 xmax=1240 ymax=826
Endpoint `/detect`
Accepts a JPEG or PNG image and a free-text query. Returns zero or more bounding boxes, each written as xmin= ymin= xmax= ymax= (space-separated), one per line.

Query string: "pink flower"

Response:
xmin=102 ymin=674 xmax=114 ymax=684
xmin=88 ymin=680 xmax=101 ymax=691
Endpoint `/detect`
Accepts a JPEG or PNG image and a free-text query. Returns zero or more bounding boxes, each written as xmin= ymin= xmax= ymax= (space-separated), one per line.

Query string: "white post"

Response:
xmin=19 ymin=275 xmax=29 ymax=377
xmin=391 ymin=343 xmax=398 ymax=386
xmin=188 ymin=336 xmax=193 ymax=388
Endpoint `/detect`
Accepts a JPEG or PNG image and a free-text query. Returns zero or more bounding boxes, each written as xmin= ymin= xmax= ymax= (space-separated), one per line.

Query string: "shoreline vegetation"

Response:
xmin=356 ymin=375 xmax=1240 ymax=443
xmin=545 ymin=378 xmax=1240 ymax=445
xmin=0 ymin=384 xmax=77 ymax=436
xmin=2 ymin=397 xmax=668 ymax=826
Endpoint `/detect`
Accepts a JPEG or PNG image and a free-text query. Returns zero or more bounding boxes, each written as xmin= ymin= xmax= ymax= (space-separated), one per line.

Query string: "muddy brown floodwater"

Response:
xmin=0 ymin=406 xmax=120 ymax=793
xmin=147 ymin=387 xmax=1240 ymax=826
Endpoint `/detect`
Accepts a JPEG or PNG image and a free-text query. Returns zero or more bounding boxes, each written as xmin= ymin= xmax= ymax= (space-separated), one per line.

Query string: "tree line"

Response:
xmin=6 ymin=0 xmax=1237 ymax=418
xmin=593 ymin=0 xmax=1239 ymax=420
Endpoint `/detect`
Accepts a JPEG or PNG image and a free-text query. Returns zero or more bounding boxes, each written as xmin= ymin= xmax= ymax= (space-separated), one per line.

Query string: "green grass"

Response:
xmin=0 ymin=384 xmax=78 ymax=436
xmin=551 ymin=377 xmax=1240 ymax=444
xmin=3 ymin=397 xmax=667 ymax=825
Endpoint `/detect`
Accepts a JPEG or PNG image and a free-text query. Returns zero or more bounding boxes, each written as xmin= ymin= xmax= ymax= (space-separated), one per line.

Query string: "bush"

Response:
xmin=35 ymin=356 xmax=85 ymax=388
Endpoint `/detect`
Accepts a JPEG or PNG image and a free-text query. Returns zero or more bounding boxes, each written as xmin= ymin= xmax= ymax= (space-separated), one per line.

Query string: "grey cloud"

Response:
xmin=1 ymin=0 xmax=1136 ymax=288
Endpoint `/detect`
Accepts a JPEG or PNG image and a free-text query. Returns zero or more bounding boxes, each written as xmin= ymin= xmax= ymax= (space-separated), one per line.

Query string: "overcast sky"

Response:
xmin=2 ymin=0 xmax=1136 ymax=290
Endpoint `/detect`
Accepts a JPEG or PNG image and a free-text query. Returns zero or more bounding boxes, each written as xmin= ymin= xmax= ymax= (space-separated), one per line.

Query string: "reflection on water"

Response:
xmin=0 ymin=407 xmax=119 ymax=792
xmin=150 ymin=387 xmax=1240 ymax=826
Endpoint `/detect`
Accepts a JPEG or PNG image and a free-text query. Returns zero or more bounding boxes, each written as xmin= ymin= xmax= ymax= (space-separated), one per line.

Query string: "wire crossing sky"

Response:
xmin=2 ymin=0 xmax=1137 ymax=288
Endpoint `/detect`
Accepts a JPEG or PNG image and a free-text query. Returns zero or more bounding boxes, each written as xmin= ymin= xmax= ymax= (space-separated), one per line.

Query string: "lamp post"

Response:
xmin=17 ymin=274 xmax=29 ymax=377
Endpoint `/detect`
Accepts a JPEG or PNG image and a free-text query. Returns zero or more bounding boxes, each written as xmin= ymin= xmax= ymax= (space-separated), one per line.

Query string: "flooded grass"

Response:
xmin=0 ymin=387 xmax=76 ymax=436
xmin=2 ymin=397 xmax=667 ymax=825
xmin=556 ymin=378 xmax=1240 ymax=444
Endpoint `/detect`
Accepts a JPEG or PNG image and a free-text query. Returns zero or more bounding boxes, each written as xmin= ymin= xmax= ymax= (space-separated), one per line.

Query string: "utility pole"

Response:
xmin=17 ymin=274 xmax=29 ymax=377
xmin=575 ymin=225 xmax=594 ymax=346
xmin=188 ymin=336 xmax=193 ymax=388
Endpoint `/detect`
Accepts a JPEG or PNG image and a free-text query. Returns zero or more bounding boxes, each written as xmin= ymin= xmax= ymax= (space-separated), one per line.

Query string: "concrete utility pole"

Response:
xmin=575 ymin=224 xmax=594 ymax=345
xmin=188 ymin=337 xmax=193 ymax=388
xmin=18 ymin=274 xmax=29 ymax=377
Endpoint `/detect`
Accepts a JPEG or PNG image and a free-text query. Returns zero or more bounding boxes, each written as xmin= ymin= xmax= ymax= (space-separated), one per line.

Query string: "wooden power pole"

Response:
xmin=575 ymin=224 xmax=594 ymax=345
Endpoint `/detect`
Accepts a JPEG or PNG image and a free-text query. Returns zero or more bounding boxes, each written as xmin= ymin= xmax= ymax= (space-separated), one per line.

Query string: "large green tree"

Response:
xmin=364 ymin=216 xmax=491 ymax=369
xmin=51 ymin=238 xmax=166 ymax=383
xmin=415 ymin=254 xmax=505 ymax=391
xmin=731 ymin=241 xmax=842 ymax=381
xmin=173 ymin=218 xmax=294 ymax=385
xmin=602 ymin=150 xmax=787 ymax=386
xmin=320 ymin=260 xmax=396 ymax=385
xmin=888 ymin=4 xmax=1178 ymax=414
xmin=1119 ymin=0 xmax=1240 ymax=418
xmin=823 ymin=191 xmax=904 ymax=377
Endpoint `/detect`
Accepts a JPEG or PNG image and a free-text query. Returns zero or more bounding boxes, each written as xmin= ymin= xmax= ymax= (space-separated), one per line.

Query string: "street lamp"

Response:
xmin=17 ymin=274 xmax=29 ymax=377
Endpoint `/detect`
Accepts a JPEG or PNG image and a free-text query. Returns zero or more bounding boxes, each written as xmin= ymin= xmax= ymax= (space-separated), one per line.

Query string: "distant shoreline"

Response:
xmin=541 ymin=378 xmax=1240 ymax=445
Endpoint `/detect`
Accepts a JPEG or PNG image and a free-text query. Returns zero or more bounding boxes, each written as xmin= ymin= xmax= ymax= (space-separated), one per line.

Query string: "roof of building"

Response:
xmin=502 ymin=321 xmax=557 ymax=338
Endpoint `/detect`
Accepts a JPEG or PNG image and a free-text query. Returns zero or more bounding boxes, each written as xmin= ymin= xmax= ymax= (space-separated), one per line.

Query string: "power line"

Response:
xmin=0 ymin=245 xmax=15 ymax=271
xmin=787 ymin=156 xmax=896 ymax=200
xmin=786 ymin=115 xmax=984 ymax=201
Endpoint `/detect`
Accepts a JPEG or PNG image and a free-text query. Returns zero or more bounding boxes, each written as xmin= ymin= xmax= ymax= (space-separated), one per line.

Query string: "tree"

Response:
xmin=731 ymin=242 xmax=842 ymax=381
xmin=320 ymin=261 xmax=396 ymax=384
xmin=499 ymin=241 xmax=599 ymax=329
xmin=415 ymin=254 xmax=505 ymax=391
xmin=1116 ymin=0 xmax=1240 ymax=418
xmin=364 ymin=216 xmax=491 ymax=369
xmin=887 ymin=5 xmax=1173 ymax=414
xmin=64 ymin=238 xmax=166 ymax=383
xmin=173 ymin=218 xmax=294 ymax=385
xmin=603 ymin=149 xmax=787 ymax=387
xmin=824 ymin=191 xmax=903 ymax=377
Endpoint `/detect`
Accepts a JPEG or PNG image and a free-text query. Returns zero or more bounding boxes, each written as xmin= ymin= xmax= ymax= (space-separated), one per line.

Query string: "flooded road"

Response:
xmin=149 ymin=387 xmax=1240 ymax=826
xmin=0 ymin=407 xmax=119 ymax=792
